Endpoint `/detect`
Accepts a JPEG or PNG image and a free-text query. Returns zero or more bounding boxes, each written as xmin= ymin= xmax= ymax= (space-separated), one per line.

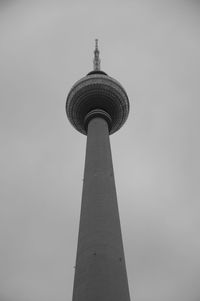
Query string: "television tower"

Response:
xmin=66 ymin=40 xmax=130 ymax=301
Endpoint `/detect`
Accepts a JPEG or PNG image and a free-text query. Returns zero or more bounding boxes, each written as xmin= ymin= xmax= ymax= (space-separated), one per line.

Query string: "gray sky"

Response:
xmin=0 ymin=0 xmax=200 ymax=300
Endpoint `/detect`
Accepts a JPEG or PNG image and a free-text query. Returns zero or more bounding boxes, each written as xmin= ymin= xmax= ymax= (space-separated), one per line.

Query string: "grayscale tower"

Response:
xmin=66 ymin=40 xmax=131 ymax=301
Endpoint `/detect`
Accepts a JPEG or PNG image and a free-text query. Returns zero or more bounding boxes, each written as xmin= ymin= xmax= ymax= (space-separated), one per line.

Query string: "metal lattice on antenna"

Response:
xmin=93 ymin=39 xmax=101 ymax=71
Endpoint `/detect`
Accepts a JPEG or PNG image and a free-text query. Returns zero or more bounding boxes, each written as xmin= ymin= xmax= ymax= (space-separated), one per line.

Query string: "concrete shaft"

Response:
xmin=72 ymin=117 xmax=130 ymax=301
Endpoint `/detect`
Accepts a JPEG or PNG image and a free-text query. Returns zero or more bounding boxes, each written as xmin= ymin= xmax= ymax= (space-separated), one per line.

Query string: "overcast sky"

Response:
xmin=0 ymin=1 xmax=200 ymax=300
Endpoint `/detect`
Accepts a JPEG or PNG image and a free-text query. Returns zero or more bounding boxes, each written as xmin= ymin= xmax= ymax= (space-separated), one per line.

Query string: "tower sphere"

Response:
xmin=66 ymin=42 xmax=129 ymax=135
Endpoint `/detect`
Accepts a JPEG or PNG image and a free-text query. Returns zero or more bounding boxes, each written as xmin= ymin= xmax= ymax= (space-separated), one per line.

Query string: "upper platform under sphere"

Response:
xmin=66 ymin=71 xmax=129 ymax=135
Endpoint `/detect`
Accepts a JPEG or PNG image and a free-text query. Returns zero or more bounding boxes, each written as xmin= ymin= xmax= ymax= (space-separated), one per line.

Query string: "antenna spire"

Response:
xmin=93 ymin=39 xmax=101 ymax=71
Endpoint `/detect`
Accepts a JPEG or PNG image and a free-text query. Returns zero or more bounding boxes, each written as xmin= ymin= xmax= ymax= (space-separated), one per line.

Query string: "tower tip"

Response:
xmin=93 ymin=39 xmax=101 ymax=71
xmin=95 ymin=38 xmax=98 ymax=50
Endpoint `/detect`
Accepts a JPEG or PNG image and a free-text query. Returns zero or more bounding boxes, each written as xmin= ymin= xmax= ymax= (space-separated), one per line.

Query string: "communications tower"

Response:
xmin=66 ymin=40 xmax=131 ymax=301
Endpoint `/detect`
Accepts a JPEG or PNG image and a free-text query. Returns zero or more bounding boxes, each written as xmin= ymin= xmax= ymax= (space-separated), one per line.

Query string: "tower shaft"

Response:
xmin=72 ymin=117 xmax=130 ymax=301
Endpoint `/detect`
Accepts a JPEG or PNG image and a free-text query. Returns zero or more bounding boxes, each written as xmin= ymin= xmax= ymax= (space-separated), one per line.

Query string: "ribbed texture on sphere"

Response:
xmin=66 ymin=73 xmax=129 ymax=135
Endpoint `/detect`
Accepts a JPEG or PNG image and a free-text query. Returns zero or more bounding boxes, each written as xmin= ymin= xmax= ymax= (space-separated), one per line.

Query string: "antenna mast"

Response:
xmin=93 ymin=39 xmax=101 ymax=71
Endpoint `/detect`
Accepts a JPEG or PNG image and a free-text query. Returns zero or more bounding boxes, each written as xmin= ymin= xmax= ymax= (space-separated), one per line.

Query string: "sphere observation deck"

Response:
xmin=66 ymin=41 xmax=129 ymax=135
